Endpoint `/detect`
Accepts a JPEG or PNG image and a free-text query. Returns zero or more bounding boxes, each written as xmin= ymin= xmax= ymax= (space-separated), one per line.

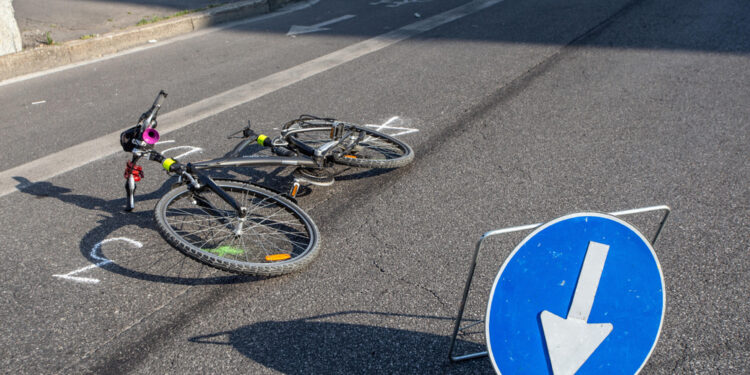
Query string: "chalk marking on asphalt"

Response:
xmin=161 ymin=145 xmax=204 ymax=160
xmin=365 ymin=116 xmax=420 ymax=137
xmin=0 ymin=0 xmax=503 ymax=198
xmin=53 ymin=238 xmax=143 ymax=284
xmin=157 ymin=139 xmax=203 ymax=159
xmin=362 ymin=116 xmax=419 ymax=143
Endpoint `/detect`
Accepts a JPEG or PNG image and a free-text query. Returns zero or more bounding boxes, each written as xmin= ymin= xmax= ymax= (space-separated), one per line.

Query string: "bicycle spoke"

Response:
xmin=157 ymin=182 xmax=319 ymax=274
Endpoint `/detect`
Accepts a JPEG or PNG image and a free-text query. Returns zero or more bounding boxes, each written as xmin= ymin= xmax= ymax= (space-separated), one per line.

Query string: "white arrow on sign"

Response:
xmin=540 ymin=241 xmax=614 ymax=375
xmin=287 ymin=15 xmax=356 ymax=36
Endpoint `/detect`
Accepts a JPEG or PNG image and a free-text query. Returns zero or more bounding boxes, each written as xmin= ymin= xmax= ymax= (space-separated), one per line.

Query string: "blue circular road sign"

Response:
xmin=485 ymin=213 xmax=665 ymax=374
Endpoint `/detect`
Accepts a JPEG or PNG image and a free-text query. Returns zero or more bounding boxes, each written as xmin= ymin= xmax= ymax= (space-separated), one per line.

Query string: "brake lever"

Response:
xmin=227 ymin=121 xmax=257 ymax=139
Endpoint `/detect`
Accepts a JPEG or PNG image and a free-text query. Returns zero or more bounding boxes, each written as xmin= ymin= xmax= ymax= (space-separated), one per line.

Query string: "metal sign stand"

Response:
xmin=448 ymin=205 xmax=671 ymax=363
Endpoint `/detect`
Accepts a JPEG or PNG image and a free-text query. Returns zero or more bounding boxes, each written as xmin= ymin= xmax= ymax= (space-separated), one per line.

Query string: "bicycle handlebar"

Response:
xmin=141 ymin=90 xmax=168 ymax=128
xmin=123 ymin=90 xmax=168 ymax=211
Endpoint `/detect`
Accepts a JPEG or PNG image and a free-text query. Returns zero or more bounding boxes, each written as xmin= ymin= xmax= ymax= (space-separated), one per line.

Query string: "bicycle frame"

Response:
xmin=125 ymin=124 xmax=340 ymax=216
xmin=184 ymin=155 xmax=319 ymax=218
xmin=122 ymin=92 xmax=359 ymax=214
xmin=191 ymin=155 xmax=316 ymax=169
xmin=116 ymin=92 xmax=413 ymax=276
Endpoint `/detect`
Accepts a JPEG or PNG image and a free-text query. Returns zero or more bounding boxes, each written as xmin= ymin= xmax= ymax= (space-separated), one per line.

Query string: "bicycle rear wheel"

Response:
xmin=154 ymin=180 xmax=319 ymax=276
xmin=286 ymin=117 xmax=414 ymax=168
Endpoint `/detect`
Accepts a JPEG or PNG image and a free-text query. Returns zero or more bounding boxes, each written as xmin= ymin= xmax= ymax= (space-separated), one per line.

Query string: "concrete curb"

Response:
xmin=0 ymin=0 xmax=299 ymax=82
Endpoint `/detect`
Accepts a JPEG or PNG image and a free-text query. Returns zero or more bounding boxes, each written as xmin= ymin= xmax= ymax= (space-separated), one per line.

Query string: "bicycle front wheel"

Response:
xmin=286 ymin=118 xmax=414 ymax=168
xmin=154 ymin=181 xmax=320 ymax=276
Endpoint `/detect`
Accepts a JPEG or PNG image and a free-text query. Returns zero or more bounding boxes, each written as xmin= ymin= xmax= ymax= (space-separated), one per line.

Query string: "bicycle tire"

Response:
xmin=285 ymin=118 xmax=414 ymax=168
xmin=154 ymin=180 xmax=320 ymax=276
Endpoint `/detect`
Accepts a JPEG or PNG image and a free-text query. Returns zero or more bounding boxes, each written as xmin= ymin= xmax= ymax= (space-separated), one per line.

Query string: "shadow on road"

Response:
xmin=73 ymin=0 xmax=750 ymax=55
xmin=190 ymin=310 xmax=494 ymax=374
xmin=13 ymin=176 xmax=263 ymax=285
xmin=11 ymin=151 xmax=400 ymax=285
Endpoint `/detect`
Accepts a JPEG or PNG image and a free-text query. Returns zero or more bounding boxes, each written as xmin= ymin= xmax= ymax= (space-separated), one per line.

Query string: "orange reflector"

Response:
xmin=265 ymin=254 xmax=292 ymax=261
xmin=343 ymin=155 xmax=357 ymax=159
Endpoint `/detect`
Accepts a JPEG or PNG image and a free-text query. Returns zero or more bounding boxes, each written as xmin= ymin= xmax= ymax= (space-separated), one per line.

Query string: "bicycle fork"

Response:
xmin=124 ymin=158 xmax=143 ymax=212
xmin=189 ymin=172 xmax=248 ymax=236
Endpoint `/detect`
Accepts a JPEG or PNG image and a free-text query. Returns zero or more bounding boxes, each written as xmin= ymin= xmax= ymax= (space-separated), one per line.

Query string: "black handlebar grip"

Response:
xmin=153 ymin=90 xmax=168 ymax=106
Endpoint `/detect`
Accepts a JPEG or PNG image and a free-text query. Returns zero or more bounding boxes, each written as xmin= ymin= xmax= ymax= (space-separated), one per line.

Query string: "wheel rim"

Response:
xmin=162 ymin=184 xmax=315 ymax=266
xmin=289 ymin=124 xmax=409 ymax=162
xmin=345 ymin=131 xmax=408 ymax=161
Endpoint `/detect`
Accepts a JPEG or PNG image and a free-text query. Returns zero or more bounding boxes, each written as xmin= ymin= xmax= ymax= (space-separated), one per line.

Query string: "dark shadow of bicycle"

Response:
xmin=14 ymin=176 xmax=263 ymax=285
xmin=12 ymin=141 xmax=406 ymax=284
xmin=189 ymin=310 xmax=493 ymax=374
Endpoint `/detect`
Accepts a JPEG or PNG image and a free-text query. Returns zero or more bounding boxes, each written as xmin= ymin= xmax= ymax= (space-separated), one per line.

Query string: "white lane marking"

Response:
xmin=0 ymin=0 xmax=503 ymax=198
xmin=0 ymin=0 xmax=321 ymax=87
xmin=53 ymin=238 xmax=143 ymax=284
xmin=287 ymin=15 xmax=356 ymax=36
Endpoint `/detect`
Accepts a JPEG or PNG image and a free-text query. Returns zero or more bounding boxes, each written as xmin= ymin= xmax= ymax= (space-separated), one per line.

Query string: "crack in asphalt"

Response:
xmin=59 ymin=278 xmax=258 ymax=374
xmin=366 ymin=228 xmax=450 ymax=309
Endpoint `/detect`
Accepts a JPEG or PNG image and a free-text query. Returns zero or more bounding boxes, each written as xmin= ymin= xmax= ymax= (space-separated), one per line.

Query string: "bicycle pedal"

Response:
xmin=289 ymin=181 xmax=301 ymax=198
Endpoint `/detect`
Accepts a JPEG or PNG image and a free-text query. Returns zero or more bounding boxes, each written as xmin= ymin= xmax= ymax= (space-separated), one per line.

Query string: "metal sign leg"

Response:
xmin=448 ymin=205 xmax=671 ymax=364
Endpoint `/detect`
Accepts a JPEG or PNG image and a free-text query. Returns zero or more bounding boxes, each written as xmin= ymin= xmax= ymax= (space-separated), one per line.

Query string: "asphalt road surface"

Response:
xmin=1 ymin=0 xmax=748 ymax=373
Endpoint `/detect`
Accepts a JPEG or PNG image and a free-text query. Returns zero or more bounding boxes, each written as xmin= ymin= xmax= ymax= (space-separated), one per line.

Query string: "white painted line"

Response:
xmin=53 ymin=237 xmax=143 ymax=284
xmin=0 ymin=0 xmax=321 ymax=88
xmin=287 ymin=14 xmax=356 ymax=36
xmin=0 ymin=0 xmax=503 ymax=198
